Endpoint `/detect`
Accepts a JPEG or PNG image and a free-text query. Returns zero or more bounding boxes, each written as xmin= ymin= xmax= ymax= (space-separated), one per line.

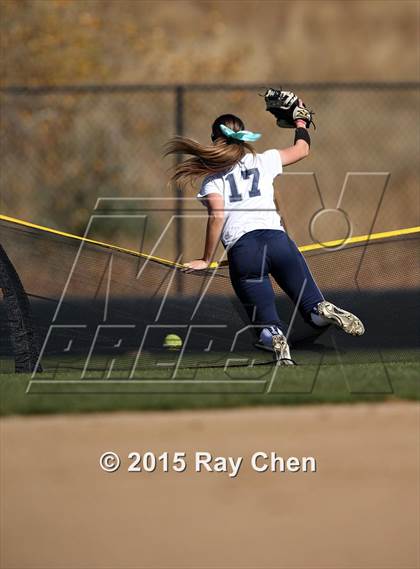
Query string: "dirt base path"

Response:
xmin=1 ymin=402 xmax=419 ymax=569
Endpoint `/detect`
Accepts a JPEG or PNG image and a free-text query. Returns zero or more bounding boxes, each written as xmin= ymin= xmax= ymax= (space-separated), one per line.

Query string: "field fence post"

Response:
xmin=175 ymin=85 xmax=185 ymax=293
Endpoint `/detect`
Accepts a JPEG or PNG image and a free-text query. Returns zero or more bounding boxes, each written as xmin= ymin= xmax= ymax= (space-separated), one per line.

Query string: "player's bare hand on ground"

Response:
xmin=183 ymin=259 xmax=210 ymax=272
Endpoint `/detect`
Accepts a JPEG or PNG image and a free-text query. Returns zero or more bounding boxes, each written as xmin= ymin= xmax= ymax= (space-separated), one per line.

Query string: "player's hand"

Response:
xmin=295 ymin=100 xmax=307 ymax=128
xmin=182 ymin=259 xmax=210 ymax=272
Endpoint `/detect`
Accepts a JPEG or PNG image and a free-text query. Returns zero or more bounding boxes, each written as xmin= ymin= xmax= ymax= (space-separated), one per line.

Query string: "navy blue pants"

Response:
xmin=228 ymin=229 xmax=324 ymax=332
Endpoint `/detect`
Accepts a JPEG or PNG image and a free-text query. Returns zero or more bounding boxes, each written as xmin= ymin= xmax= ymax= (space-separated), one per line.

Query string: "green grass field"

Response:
xmin=1 ymin=361 xmax=419 ymax=416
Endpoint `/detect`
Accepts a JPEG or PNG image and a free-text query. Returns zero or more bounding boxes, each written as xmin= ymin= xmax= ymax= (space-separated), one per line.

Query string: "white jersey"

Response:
xmin=197 ymin=149 xmax=284 ymax=249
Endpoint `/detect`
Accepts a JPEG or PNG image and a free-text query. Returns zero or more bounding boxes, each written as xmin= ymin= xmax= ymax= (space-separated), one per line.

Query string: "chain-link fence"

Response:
xmin=1 ymin=83 xmax=418 ymax=262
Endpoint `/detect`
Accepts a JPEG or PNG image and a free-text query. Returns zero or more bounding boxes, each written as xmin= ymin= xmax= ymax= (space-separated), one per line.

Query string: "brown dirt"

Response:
xmin=1 ymin=402 xmax=419 ymax=569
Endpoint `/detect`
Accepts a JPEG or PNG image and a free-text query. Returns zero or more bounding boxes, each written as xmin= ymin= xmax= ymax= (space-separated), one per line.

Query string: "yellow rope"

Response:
xmin=0 ymin=214 xmax=185 ymax=269
xmin=298 ymin=226 xmax=420 ymax=252
xmin=1 ymin=213 xmax=419 ymax=270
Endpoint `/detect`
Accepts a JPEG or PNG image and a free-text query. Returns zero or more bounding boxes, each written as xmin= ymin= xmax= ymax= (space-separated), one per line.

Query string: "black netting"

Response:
xmin=0 ymin=219 xmax=418 ymax=376
xmin=0 ymin=243 xmax=42 ymax=372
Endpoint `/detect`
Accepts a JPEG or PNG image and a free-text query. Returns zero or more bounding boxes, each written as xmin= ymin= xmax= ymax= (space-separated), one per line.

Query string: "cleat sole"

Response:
xmin=317 ymin=301 xmax=365 ymax=336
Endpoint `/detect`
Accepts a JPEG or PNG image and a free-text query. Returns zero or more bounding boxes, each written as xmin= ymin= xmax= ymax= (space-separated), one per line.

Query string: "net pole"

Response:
xmin=175 ymin=85 xmax=185 ymax=293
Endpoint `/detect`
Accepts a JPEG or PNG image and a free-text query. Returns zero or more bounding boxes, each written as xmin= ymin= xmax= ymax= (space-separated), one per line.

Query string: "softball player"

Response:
xmin=165 ymin=94 xmax=364 ymax=364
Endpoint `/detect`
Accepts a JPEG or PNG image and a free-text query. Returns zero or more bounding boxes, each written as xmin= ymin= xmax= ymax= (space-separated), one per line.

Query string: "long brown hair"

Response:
xmin=164 ymin=114 xmax=255 ymax=189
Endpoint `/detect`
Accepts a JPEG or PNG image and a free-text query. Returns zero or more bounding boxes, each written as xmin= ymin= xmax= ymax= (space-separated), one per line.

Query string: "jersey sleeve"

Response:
xmin=196 ymin=177 xmax=224 ymax=200
xmin=260 ymin=149 xmax=283 ymax=178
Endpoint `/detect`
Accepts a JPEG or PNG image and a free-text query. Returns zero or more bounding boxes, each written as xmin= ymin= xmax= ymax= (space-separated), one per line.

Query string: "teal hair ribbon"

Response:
xmin=219 ymin=123 xmax=262 ymax=142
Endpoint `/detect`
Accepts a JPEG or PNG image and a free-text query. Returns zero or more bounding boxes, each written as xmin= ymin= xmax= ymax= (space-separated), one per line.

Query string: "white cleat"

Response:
xmin=272 ymin=333 xmax=296 ymax=366
xmin=316 ymin=301 xmax=365 ymax=336
xmin=254 ymin=326 xmax=296 ymax=365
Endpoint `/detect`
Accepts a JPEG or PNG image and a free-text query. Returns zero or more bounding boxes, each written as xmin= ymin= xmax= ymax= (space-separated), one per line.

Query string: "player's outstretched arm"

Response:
xmin=263 ymin=89 xmax=314 ymax=167
xmin=279 ymin=118 xmax=310 ymax=166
